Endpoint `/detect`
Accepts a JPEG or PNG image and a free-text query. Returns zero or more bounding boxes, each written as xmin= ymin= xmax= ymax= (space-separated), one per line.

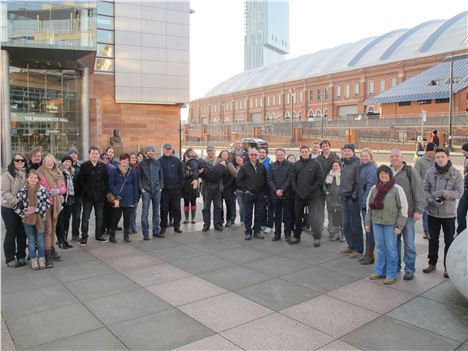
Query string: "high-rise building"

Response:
xmin=244 ymin=0 xmax=289 ymax=71
xmin=1 ymin=1 xmax=190 ymax=165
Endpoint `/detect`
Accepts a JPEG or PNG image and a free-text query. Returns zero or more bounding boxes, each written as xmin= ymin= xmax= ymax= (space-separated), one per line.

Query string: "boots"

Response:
xmin=31 ymin=258 xmax=39 ymax=271
xmin=57 ymin=231 xmax=68 ymax=250
xmin=38 ymin=257 xmax=46 ymax=269
xmin=183 ymin=206 xmax=190 ymax=224
xmin=124 ymin=231 xmax=131 ymax=243
xmin=109 ymin=230 xmax=117 ymax=243
xmin=360 ymin=242 xmax=375 ymax=265
xmin=191 ymin=205 xmax=197 ymax=224
xmin=62 ymin=233 xmax=73 ymax=248
xmin=52 ymin=247 xmax=62 ymax=261
xmin=45 ymin=250 xmax=54 ymax=268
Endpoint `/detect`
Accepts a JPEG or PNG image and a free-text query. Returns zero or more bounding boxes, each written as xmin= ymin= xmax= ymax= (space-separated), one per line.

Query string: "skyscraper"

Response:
xmin=244 ymin=0 xmax=289 ymax=71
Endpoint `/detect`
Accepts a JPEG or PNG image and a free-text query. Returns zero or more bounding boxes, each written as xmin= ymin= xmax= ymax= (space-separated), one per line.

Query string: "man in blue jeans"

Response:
xmin=389 ymin=149 xmax=426 ymax=281
xmin=138 ymin=144 xmax=164 ymax=240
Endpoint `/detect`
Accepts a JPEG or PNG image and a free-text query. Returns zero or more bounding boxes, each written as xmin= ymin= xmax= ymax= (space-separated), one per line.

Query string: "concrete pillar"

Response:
xmin=81 ymin=66 xmax=89 ymax=156
xmin=1 ymin=50 xmax=11 ymax=167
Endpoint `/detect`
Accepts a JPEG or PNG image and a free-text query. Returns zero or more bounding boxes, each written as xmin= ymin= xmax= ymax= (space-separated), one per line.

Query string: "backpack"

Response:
xmin=403 ymin=164 xmax=412 ymax=185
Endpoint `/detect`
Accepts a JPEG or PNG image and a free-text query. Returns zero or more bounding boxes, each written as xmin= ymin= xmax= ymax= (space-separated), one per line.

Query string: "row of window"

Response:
xmin=95 ymin=1 xmax=114 ymax=72
xmin=398 ymin=98 xmax=450 ymax=106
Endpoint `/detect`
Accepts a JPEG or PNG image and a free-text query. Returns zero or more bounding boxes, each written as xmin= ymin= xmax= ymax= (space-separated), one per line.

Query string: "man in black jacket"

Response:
xmin=290 ymin=145 xmax=324 ymax=246
xmin=237 ymin=148 xmax=267 ymax=240
xmin=159 ymin=144 xmax=184 ymax=234
xmin=200 ymin=146 xmax=226 ymax=231
xmin=267 ymin=148 xmax=293 ymax=242
xmin=78 ymin=146 xmax=109 ymax=246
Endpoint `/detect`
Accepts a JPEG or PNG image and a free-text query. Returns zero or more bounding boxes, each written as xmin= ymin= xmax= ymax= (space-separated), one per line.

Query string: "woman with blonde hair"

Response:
xmin=38 ymin=154 xmax=66 ymax=268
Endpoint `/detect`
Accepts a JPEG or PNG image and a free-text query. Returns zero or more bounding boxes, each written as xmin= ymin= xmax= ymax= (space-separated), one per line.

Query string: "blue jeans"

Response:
xmin=130 ymin=205 xmax=137 ymax=232
xmin=397 ymin=217 xmax=416 ymax=273
xmin=341 ymin=198 xmax=363 ymax=253
xmin=23 ymin=223 xmax=45 ymax=258
xmin=141 ymin=190 xmax=161 ymax=237
xmin=373 ymin=224 xmax=398 ymax=279
xmin=422 ymin=210 xmax=429 ymax=234
xmin=361 ymin=209 xmax=374 ymax=244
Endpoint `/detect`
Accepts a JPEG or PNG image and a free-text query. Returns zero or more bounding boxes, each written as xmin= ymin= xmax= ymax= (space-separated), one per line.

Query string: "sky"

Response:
xmin=189 ymin=0 xmax=467 ymax=102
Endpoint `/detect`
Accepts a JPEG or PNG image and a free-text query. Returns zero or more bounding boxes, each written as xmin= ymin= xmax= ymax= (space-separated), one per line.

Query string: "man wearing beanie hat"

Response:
xmin=138 ymin=144 xmax=164 ymax=240
xmin=457 ymin=142 xmax=468 ymax=234
xmin=67 ymin=147 xmax=83 ymax=242
xmin=414 ymin=142 xmax=436 ymax=239
xmin=339 ymin=143 xmax=363 ymax=257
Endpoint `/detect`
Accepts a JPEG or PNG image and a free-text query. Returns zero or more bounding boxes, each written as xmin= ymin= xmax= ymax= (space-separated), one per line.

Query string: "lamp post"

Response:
xmin=320 ymin=89 xmax=324 ymax=139
xmin=447 ymin=57 xmax=454 ymax=151
xmin=289 ymin=88 xmax=296 ymax=146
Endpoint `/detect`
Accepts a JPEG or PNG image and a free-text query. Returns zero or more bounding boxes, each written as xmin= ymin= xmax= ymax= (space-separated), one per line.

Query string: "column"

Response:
xmin=81 ymin=66 xmax=89 ymax=155
xmin=1 ymin=50 xmax=11 ymax=167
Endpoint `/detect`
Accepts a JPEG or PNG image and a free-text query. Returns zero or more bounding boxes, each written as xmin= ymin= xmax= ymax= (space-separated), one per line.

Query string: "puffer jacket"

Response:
xmin=291 ymin=157 xmax=324 ymax=199
xmin=14 ymin=186 xmax=50 ymax=218
xmin=423 ymin=165 xmax=463 ymax=218
xmin=1 ymin=170 xmax=26 ymax=209
xmin=323 ymin=173 xmax=341 ymax=209
xmin=358 ymin=162 xmax=377 ymax=210
xmin=365 ymin=184 xmax=408 ymax=230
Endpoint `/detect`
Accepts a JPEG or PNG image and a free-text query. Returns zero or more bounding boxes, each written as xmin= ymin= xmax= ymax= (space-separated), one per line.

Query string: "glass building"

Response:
xmin=1 ymin=1 xmax=97 ymax=163
xmin=244 ymin=0 xmax=289 ymax=71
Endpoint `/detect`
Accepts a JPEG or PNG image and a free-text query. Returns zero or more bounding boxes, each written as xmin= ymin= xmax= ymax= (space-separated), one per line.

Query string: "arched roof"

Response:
xmin=204 ymin=11 xmax=468 ymax=98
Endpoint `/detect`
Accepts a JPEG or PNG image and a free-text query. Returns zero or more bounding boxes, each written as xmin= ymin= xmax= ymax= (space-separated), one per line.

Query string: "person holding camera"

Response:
xmin=108 ymin=154 xmax=139 ymax=243
xmin=422 ymin=148 xmax=463 ymax=278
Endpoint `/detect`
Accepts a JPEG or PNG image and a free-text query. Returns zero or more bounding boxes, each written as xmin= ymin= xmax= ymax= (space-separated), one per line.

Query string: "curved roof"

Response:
xmin=204 ymin=11 xmax=468 ymax=98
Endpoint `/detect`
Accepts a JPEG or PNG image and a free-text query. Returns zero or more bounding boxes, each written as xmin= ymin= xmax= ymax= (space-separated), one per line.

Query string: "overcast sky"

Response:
xmin=189 ymin=0 xmax=467 ymax=101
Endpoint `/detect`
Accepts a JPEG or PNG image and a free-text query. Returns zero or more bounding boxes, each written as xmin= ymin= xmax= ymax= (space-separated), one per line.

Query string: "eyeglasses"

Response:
xmin=14 ymin=159 xmax=26 ymax=163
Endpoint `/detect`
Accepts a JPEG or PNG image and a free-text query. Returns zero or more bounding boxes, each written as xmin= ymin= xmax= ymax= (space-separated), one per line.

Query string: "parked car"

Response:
xmin=231 ymin=138 xmax=269 ymax=151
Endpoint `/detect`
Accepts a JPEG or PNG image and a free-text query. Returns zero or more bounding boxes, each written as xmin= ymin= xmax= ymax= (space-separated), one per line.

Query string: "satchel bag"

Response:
xmin=106 ymin=170 xmax=130 ymax=206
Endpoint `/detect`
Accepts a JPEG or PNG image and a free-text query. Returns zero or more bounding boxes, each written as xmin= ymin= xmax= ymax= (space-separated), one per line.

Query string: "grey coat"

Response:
xmin=423 ymin=165 xmax=463 ymax=218
xmin=392 ymin=163 xmax=426 ymax=217
xmin=414 ymin=155 xmax=434 ymax=184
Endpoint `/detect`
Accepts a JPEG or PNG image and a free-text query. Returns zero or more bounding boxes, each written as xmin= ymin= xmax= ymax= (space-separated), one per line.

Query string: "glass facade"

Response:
xmin=95 ymin=1 xmax=114 ymax=72
xmin=4 ymin=1 xmax=96 ymax=49
xmin=9 ymin=66 xmax=82 ymax=157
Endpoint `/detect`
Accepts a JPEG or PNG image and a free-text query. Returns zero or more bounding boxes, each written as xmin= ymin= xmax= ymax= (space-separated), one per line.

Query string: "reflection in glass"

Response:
xmin=95 ymin=58 xmax=113 ymax=71
xmin=97 ymin=43 xmax=113 ymax=57
xmin=97 ymin=1 xmax=113 ymax=16
xmin=97 ymin=29 xmax=113 ymax=44
xmin=97 ymin=15 xmax=113 ymax=30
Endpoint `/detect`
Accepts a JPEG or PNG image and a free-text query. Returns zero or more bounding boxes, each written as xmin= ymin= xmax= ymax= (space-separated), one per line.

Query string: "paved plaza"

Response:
xmin=1 ymin=205 xmax=468 ymax=350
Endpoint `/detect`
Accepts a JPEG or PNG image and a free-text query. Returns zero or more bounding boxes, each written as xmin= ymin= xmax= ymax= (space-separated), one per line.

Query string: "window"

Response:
xmin=97 ymin=1 xmax=114 ymax=16
xmin=272 ymin=95 xmax=276 ymax=106
xmin=97 ymin=30 xmax=113 ymax=44
xmin=286 ymin=93 xmax=290 ymax=105
xmin=324 ymin=88 xmax=328 ymax=99
xmin=249 ymin=99 xmax=252 ymax=108
xmin=267 ymin=96 xmax=270 ymax=107
xmin=398 ymin=101 xmax=411 ymax=106
xmin=435 ymin=98 xmax=449 ymax=104
xmin=417 ymin=100 xmax=432 ymax=105
xmin=255 ymin=98 xmax=258 ymax=108
xmin=97 ymin=44 xmax=114 ymax=57
xmin=391 ymin=78 xmax=397 ymax=87
xmin=323 ymin=109 xmax=328 ymax=118
xmin=354 ymin=83 xmax=359 ymax=96
xmin=292 ymin=93 xmax=296 ymax=104
xmin=379 ymin=79 xmax=385 ymax=93
xmin=368 ymin=80 xmax=374 ymax=95
xmin=300 ymin=91 xmax=303 ymax=104
xmin=308 ymin=89 xmax=313 ymax=101
xmin=316 ymin=109 xmax=321 ymax=117
xmin=244 ymin=99 xmax=247 ymax=109
xmin=97 ymin=15 xmax=113 ymax=30
xmin=95 ymin=58 xmax=114 ymax=72
xmin=336 ymin=86 xmax=341 ymax=99
xmin=345 ymin=84 xmax=350 ymax=98
xmin=316 ymin=89 xmax=321 ymax=100
xmin=278 ymin=94 xmax=282 ymax=105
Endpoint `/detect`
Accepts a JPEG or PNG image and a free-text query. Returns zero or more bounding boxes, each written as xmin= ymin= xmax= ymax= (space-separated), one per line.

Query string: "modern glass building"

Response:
xmin=1 ymin=1 xmax=190 ymax=166
xmin=244 ymin=0 xmax=289 ymax=71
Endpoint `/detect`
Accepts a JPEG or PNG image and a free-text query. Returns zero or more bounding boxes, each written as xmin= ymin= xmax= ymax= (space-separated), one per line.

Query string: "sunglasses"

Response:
xmin=14 ymin=159 xmax=26 ymax=163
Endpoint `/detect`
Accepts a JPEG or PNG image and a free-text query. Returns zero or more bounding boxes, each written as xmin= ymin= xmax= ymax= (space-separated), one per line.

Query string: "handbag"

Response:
xmin=106 ymin=170 xmax=130 ymax=206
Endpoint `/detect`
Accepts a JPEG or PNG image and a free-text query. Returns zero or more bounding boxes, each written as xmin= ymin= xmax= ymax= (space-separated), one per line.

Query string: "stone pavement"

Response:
xmin=2 ymin=208 xmax=468 ymax=350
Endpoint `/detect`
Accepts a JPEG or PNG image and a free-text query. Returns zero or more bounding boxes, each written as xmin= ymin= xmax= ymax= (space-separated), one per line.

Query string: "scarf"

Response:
xmin=39 ymin=165 xmax=64 ymax=219
xmin=369 ymin=179 xmax=395 ymax=210
xmin=119 ymin=164 xmax=129 ymax=175
xmin=22 ymin=184 xmax=43 ymax=231
xmin=435 ymin=160 xmax=452 ymax=175
xmin=325 ymin=170 xmax=341 ymax=186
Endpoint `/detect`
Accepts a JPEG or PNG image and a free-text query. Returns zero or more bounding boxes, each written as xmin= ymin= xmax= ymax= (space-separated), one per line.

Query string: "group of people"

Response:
xmin=2 ymin=139 xmax=467 ymax=286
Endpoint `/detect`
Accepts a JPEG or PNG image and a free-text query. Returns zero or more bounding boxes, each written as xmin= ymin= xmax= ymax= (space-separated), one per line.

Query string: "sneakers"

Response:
xmin=313 ymin=239 xmax=321 ymax=247
xmin=253 ymin=232 xmax=265 ymax=239
xmin=369 ymin=273 xmax=386 ymax=280
xmin=263 ymin=227 xmax=272 ymax=234
xmin=109 ymin=236 xmax=118 ymax=244
xmin=383 ymin=278 xmax=396 ymax=285
xmin=95 ymin=235 xmax=109 ymax=243
xmin=80 ymin=237 xmax=88 ymax=247
xmin=423 ymin=264 xmax=436 ymax=273
xmin=423 ymin=232 xmax=429 ymax=239
xmin=38 ymin=257 xmax=46 ymax=270
xmin=340 ymin=247 xmax=353 ymax=254
xmin=202 ymin=226 xmax=209 ymax=232
xmin=17 ymin=258 xmax=26 ymax=266
xmin=403 ymin=272 xmax=414 ymax=281
xmin=31 ymin=258 xmax=39 ymax=271
xmin=289 ymin=237 xmax=301 ymax=245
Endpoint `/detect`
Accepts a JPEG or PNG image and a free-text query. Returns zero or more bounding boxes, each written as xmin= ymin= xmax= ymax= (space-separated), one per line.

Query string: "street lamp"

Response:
xmin=289 ymin=88 xmax=296 ymax=146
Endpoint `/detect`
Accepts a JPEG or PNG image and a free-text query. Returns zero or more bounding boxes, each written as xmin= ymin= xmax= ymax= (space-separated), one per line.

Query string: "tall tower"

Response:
xmin=244 ymin=0 xmax=289 ymax=71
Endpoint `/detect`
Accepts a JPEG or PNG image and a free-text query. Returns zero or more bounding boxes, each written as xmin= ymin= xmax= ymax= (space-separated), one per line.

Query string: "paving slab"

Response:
xmin=281 ymin=246 xmax=342 ymax=265
xmin=282 ymin=295 xmax=379 ymax=338
xmin=179 ymin=292 xmax=273 ymax=333
xmin=188 ymin=238 xmax=243 ymax=253
xmin=2 ymin=284 xmax=77 ymax=319
xmin=150 ymin=245 xmax=206 ymax=262
xmin=147 ymin=276 xmax=227 ymax=306
xmin=366 ymin=271 xmax=446 ymax=295
xmin=328 ymin=280 xmax=416 ymax=314
xmin=175 ymin=334 xmax=243 ymax=350
xmin=100 ymin=252 xmax=163 ymax=272
xmin=87 ymin=243 xmax=141 ymax=258
xmin=64 ymin=272 xmax=140 ymax=301
xmin=422 ymin=280 xmax=468 ymax=310
xmin=1 ymin=268 xmax=61 ymax=295
xmin=281 ymin=266 xmax=358 ymax=293
xmin=1 ymin=319 xmax=16 ymax=351
xmin=171 ymin=254 xmax=237 ymax=275
xmin=121 ymin=263 xmax=192 ymax=287
xmin=318 ymin=256 xmax=376 ymax=278
xmin=341 ymin=316 xmax=462 ymax=350
xmin=213 ymin=246 xmax=271 ymax=264
xmin=317 ymin=340 xmax=361 ymax=350
xmin=84 ymin=287 xmax=172 ymax=325
xmin=110 ymin=308 xmax=214 ymax=350
xmin=235 ymin=278 xmax=320 ymax=311
xmin=52 ymin=248 xmax=97 ymax=267
xmin=387 ymin=296 xmax=468 ymax=342
xmin=51 ymin=259 xmax=115 ymax=283
xmin=6 ymin=303 xmax=103 ymax=349
xmin=27 ymin=328 xmax=127 ymax=350
xmin=244 ymin=255 xmax=311 ymax=277
xmin=200 ymin=265 xmax=273 ymax=290
xmin=221 ymin=312 xmax=334 ymax=350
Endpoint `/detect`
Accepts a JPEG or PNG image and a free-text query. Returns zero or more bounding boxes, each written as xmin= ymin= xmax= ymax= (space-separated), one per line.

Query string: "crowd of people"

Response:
xmin=2 ymin=139 xmax=467 ymax=285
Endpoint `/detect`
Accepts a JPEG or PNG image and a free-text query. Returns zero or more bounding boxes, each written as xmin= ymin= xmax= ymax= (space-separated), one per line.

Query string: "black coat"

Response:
xmin=340 ymin=155 xmax=361 ymax=200
xmin=236 ymin=161 xmax=267 ymax=195
xmin=182 ymin=158 xmax=200 ymax=199
xmin=267 ymin=160 xmax=293 ymax=198
xmin=291 ymin=158 xmax=324 ymax=199
xmin=77 ymin=161 xmax=109 ymax=202
xmin=159 ymin=155 xmax=184 ymax=191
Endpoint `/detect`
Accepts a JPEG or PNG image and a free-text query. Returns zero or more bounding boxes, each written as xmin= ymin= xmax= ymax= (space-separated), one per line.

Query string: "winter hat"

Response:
xmin=144 ymin=144 xmax=156 ymax=153
xmin=461 ymin=142 xmax=468 ymax=152
xmin=67 ymin=147 xmax=79 ymax=156
xmin=61 ymin=155 xmax=73 ymax=164
xmin=342 ymin=144 xmax=355 ymax=152
xmin=425 ymin=142 xmax=436 ymax=152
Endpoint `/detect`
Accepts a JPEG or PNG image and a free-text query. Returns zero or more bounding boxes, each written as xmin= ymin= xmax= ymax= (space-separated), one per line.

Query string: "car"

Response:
xmin=240 ymin=138 xmax=269 ymax=151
